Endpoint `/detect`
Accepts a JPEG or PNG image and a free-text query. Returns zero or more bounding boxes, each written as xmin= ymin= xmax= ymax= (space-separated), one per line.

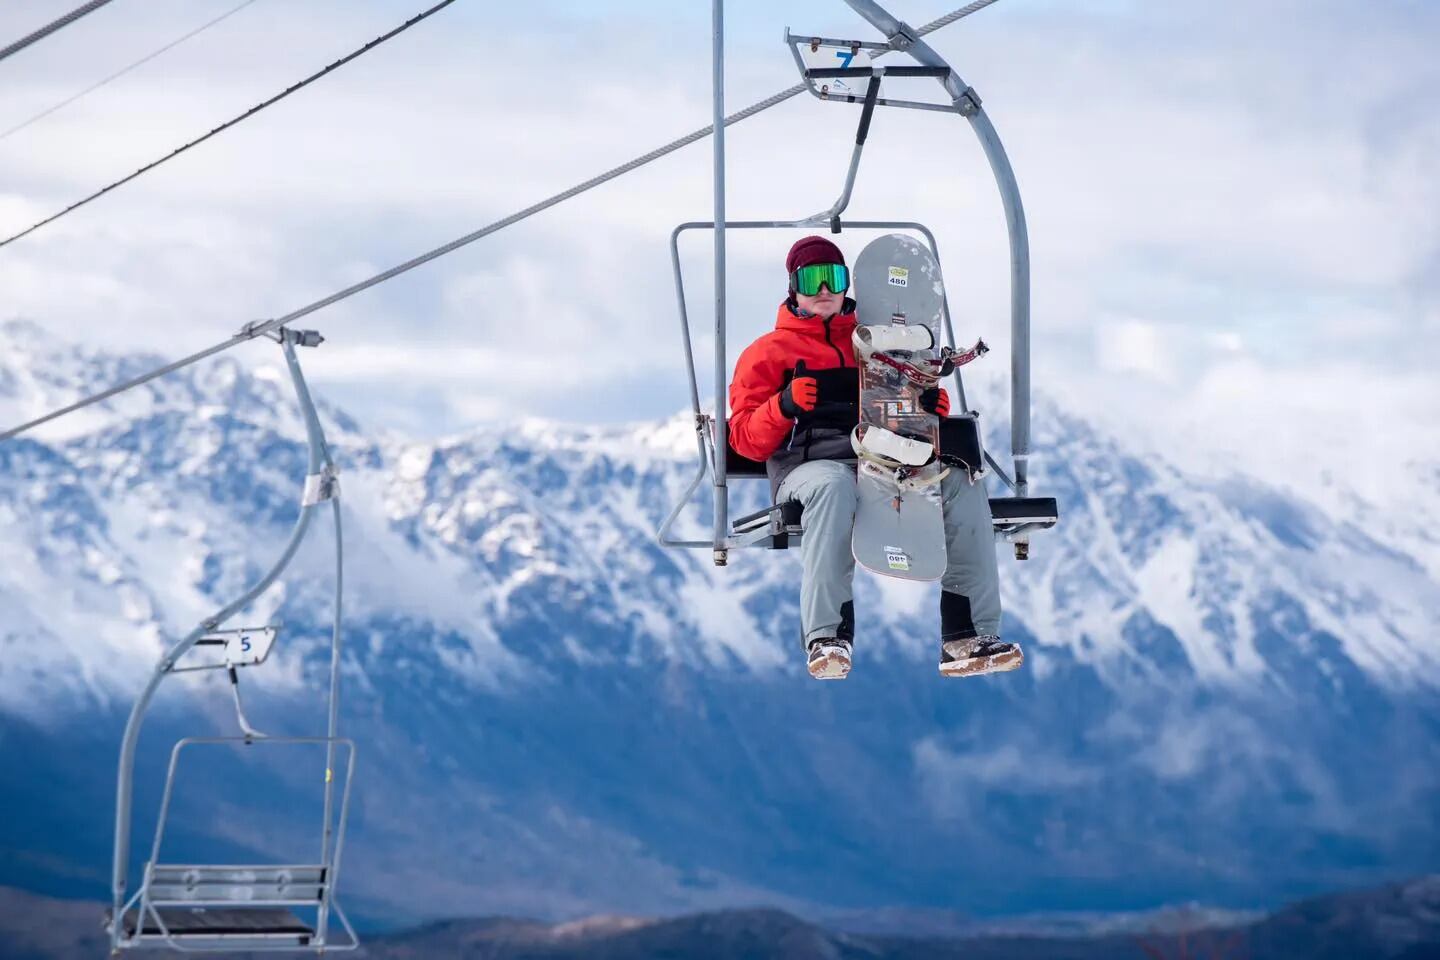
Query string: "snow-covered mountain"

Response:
xmin=1 ymin=318 xmax=1437 ymax=924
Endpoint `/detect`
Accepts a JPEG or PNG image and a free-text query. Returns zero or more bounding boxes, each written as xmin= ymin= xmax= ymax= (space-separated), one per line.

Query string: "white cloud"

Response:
xmin=1 ymin=0 xmax=1436 ymax=506
xmin=1097 ymin=317 xmax=1176 ymax=383
xmin=912 ymin=735 xmax=1098 ymax=803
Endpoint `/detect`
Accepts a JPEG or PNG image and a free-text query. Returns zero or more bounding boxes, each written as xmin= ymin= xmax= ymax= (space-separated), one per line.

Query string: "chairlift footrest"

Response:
xmin=730 ymin=500 xmax=804 ymax=549
xmin=989 ymin=496 xmax=1059 ymax=528
xmin=731 ymin=504 xmax=779 ymax=531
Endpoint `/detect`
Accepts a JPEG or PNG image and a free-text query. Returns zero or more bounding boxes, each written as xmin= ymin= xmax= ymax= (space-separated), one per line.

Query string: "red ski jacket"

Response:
xmin=729 ymin=299 xmax=860 ymax=494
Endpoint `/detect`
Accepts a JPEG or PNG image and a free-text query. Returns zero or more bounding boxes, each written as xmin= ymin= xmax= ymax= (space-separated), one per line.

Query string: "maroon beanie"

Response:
xmin=785 ymin=235 xmax=845 ymax=275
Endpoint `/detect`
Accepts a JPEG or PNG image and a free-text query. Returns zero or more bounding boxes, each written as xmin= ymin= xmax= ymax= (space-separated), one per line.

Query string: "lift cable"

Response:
xmin=923 ymin=0 xmax=1003 ymax=31
xmin=0 ymin=0 xmax=117 ymax=66
xmin=0 ymin=0 xmax=458 ymax=250
xmin=0 ymin=0 xmax=1002 ymax=444
xmin=0 ymin=0 xmax=261 ymax=143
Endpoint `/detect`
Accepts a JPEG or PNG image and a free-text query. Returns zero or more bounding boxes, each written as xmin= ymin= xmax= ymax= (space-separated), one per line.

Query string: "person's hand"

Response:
xmin=920 ymin=386 xmax=950 ymax=417
xmin=779 ymin=377 xmax=818 ymax=419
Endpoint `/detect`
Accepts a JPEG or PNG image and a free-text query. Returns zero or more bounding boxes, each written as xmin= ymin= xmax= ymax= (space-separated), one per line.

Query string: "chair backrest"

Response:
xmin=147 ymin=865 xmax=326 ymax=904
xmin=710 ymin=417 xmax=768 ymax=479
xmin=724 ymin=442 xmax=769 ymax=479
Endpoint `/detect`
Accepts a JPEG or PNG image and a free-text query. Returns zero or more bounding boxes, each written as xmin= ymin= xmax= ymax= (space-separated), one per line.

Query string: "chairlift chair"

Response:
xmin=658 ymin=0 xmax=1059 ymax=566
xmin=107 ymin=329 xmax=358 ymax=955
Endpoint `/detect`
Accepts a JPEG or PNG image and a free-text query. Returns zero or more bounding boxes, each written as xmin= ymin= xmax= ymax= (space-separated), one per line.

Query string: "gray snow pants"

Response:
xmin=775 ymin=458 xmax=1001 ymax=645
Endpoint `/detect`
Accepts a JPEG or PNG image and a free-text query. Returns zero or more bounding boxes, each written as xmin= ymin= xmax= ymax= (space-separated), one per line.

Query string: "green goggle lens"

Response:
xmin=791 ymin=263 xmax=850 ymax=297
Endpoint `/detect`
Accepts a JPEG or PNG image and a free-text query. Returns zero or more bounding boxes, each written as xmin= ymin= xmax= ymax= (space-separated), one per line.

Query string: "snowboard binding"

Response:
xmin=850 ymin=422 xmax=949 ymax=494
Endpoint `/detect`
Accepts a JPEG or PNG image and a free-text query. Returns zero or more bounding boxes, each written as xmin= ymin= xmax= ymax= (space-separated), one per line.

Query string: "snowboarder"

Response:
xmin=728 ymin=235 xmax=1023 ymax=680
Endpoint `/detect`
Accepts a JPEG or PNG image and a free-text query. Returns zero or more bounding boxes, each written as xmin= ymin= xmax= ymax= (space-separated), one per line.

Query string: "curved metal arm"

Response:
xmin=279 ymin=337 xmax=347 ymax=944
xmin=842 ymin=0 xmax=1031 ymax=495
xmin=110 ymin=335 xmax=338 ymax=949
xmin=655 ymin=426 xmax=713 ymax=550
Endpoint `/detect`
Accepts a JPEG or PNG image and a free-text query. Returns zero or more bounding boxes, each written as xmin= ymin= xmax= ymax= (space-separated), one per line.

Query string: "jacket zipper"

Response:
xmin=822 ymin=317 xmax=847 ymax=367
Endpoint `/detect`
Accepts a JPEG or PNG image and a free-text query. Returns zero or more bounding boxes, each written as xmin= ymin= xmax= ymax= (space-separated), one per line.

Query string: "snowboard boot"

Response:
xmin=938 ymin=635 xmax=1024 ymax=677
xmin=804 ymin=601 xmax=855 ymax=680
xmin=939 ymin=592 xmax=1021 ymax=677
xmin=807 ymin=637 xmax=853 ymax=680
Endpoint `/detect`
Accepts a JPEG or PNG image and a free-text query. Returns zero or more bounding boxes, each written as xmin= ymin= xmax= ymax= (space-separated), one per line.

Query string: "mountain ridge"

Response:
xmin=1 ymin=875 xmax=1437 ymax=960
xmin=0 ymin=318 xmax=1437 ymax=922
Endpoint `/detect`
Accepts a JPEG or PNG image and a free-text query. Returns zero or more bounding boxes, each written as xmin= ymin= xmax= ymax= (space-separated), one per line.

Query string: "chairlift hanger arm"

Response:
xmin=839 ymin=0 xmax=1031 ymax=495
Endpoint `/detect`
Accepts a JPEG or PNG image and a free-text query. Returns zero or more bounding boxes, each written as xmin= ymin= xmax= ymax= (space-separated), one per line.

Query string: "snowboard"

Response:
xmin=850 ymin=234 xmax=951 ymax=581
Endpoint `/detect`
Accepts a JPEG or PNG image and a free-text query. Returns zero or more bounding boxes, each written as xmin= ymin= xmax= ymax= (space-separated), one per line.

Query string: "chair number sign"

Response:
xmin=832 ymin=50 xmax=856 ymax=93
xmin=223 ymin=630 xmax=271 ymax=667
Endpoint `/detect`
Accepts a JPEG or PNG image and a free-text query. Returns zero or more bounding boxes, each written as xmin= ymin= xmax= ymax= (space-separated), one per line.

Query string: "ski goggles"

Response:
xmin=790 ymin=262 xmax=850 ymax=297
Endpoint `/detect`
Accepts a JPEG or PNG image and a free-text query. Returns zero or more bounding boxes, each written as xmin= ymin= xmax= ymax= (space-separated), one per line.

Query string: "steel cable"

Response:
xmin=922 ymin=0 xmax=1004 ymax=32
xmin=0 ymin=0 xmax=1002 ymax=443
xmin=0 ymin=0 xmax=459 ymax=250
xmin=0 ymin=0 xmax=260 ymax=143
xmin=0 ymin=0 xmax=116 ymax=66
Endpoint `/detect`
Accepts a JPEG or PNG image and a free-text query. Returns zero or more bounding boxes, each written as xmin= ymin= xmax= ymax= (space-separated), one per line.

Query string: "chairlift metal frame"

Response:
xmin=659 ymin=0 xmax=1057 ymax=567
xmin=108 ymin=328 xmax=356 ymax=954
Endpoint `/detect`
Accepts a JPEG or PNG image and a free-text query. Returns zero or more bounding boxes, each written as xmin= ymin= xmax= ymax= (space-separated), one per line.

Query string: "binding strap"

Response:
xmin=853 ymin=323 xmax=935 ymax=359
xmin=858 ymin=458 xmax=951 ymax=491
xmin=851 ymin=423 xmax=933 ymax=467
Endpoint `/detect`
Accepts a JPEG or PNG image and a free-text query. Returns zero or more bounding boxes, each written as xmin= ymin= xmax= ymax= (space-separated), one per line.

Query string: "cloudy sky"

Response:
xmin=1 ymin=0 xmax=1436 ymax=506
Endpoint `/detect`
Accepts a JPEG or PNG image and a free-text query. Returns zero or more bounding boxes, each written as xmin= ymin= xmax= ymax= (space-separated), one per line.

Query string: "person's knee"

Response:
xmin=943 ymin=470 xmax=989 ymax=515
xmin=940 ymin=468 xmax=970 ymax=503
xmin=807 ymin=469 xmax=857 ymax=517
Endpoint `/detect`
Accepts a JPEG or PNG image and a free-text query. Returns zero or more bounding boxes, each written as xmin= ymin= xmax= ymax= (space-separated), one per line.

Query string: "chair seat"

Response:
xmin=121 ymin=905 xmax=313 ymax=940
